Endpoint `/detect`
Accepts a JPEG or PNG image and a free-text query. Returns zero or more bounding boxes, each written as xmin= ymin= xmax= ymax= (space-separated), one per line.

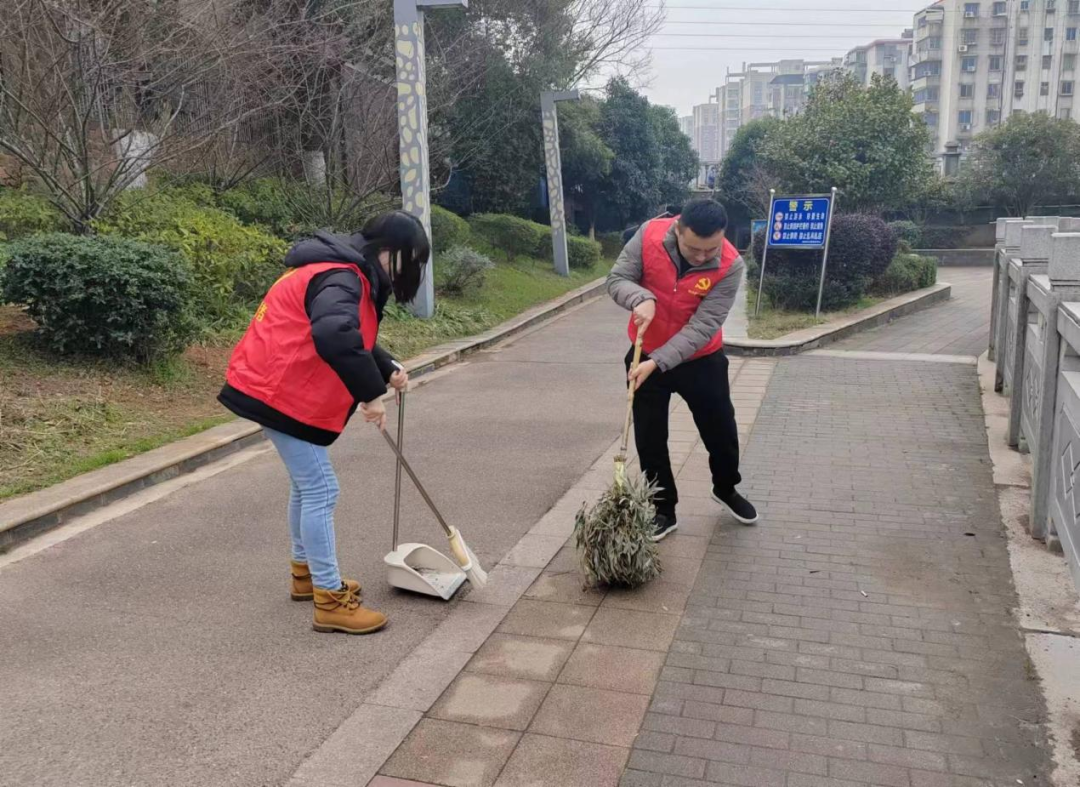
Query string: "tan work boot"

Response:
xmin=290 ymin=561 xmax=361 ymax=602
xmin=312 ymin=586 xmax=388 ymax=635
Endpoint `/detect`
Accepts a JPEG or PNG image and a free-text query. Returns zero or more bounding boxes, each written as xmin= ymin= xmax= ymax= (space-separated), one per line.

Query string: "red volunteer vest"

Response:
xmin=627 ymin=217 xmax=740 ymax=359
xmin=226 ymin=262 xmax=379 ymax=434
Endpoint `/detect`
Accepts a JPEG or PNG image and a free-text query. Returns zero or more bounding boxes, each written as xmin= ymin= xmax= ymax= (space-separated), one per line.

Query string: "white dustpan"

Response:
xmin=384 ymin=385 xmax=466 ymax=601
xmin=384 ymin=543 xmax=466 ymax=600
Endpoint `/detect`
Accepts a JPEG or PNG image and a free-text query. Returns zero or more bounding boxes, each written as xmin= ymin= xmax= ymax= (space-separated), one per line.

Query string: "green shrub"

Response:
xmin=598 ymin=232 xmax=625 ymax=259
xmin=469 ymin=213 xmax=550 ymax=260
xmin=918 ymin=226 xmax=969 ymax=249
xmin=435 ymin=245 xmax=493 ymax=296
xmin=0 ymin=189 xmax=67 ymax=240
xmin=0 ymin=233 xmax=194 ymax=361
xmin=887 ymin=220 xmax=921 ymax=252
xmin=431 ymin=205 xmax=471 ymax=249
xmin=218 ymin=178 xmax=386 ymax=240
xmin=567 ymin=235 xmax=603 ymax=270
xmin=751 ymin=214 xmax=898 ymax=311
xmin=870 ymin=253 xmax=939 ymax=296
xmin=96 ymin=189 xmax=287 ymax=325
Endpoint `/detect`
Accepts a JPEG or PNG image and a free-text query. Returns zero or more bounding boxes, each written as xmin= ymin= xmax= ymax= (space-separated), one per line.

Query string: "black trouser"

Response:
xmin=625 ymin=347 xmax=741 ymax=517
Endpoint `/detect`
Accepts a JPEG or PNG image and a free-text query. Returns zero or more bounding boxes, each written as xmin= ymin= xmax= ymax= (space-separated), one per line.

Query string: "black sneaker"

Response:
xmin=712 ymin=489 xmax=759 ymax=525
xmin=651 ymin=512 xmax=679 ymax=542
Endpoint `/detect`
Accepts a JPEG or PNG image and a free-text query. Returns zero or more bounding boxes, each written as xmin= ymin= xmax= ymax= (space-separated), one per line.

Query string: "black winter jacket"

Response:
xmin=218 ymin=231 xmax=399 ymax=445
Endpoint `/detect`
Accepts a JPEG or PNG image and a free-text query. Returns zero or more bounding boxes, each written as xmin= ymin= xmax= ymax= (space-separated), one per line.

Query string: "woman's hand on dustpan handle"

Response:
xmin=361 ymin=397 xmax=387 ymax=431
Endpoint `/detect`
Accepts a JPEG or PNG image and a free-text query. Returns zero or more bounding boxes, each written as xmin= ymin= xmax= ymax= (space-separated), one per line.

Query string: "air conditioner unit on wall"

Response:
xmin=961 ymin=123 xmax=973 ymax=131
xmin=965 ymin=11 xmax=977 ymax=18
xmin=959 ymin=45 xmax=969 ymax=52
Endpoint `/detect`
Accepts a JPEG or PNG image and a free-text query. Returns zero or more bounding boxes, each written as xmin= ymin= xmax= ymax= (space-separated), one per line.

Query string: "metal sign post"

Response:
xmin=754 ymin=190 xmax=775 ymax=317
xmin=814 ymin=187 xmax=840 ymax=318
xmin=757 ymin=189 xmax=836 ymax=318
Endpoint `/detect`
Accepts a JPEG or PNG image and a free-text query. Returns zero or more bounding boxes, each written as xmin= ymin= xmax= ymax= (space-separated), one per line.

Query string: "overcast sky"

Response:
xmin=637 ymin=1 xmax=936 ymax=117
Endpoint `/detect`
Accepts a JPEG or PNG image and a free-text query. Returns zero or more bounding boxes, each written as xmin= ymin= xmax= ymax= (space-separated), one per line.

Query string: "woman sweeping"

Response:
xmin=218 ymin=211 xmax=430 ymax=635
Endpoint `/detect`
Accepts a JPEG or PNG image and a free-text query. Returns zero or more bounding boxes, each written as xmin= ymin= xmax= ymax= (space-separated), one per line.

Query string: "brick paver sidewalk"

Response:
xmin=622 ymin=355 xmax=1052 ymax=787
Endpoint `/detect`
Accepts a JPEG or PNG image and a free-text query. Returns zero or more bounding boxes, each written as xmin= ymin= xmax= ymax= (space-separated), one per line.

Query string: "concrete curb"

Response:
xmin=0 ymin=277 xmax=608 ymax=550
xmin=726 ymin=282 xmax=952 ymax=357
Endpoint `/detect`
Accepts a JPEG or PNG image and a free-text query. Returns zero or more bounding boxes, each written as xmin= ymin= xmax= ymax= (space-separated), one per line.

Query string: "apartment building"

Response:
xmin=1004 ymin=0 xmax=1078 ymax=119
xmin=692 ymin=101 xmax=721 ymax=163
xmin=718 ymin=59 xmax=842 ymax=157
xmin=912 ymin=0 xmax=1078 ymax=169
xmin=845 ymin=34 xmax=914 ymax=91
xmin=679 ymin=115 xmax=694 ymax=141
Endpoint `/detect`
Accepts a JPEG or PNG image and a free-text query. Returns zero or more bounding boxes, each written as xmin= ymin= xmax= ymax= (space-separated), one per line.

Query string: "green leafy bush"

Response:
xmin=574 ymin=474 xmax=662 ymax=589
xmin=870 ymin=253 xmax=938 ymax=296
xmin=218 ymin=178 xmax=386 ymax=240
xmin=431 ymin=205 xmax=471 ymax=249
xmin=469 ymin=213 xmax=550 ymax=260
xmin=435 ymin=245 xmax=494 ymax=296
xmin=918 ymin=226 xmax=968 ymax=249
xmin=0 ymin=189 xmax=67 ymax=240
xmin=1 ymin=233 xmax=194 ymax=361
xmin=567 ymin=235 xmax=603 ymax=269
xmin=96 ymin=189 xmax=287 ymax=325
xmin=888 ymin=220 xmax=921 ymax=252
xmin=598 ymin=231 xmax=625 ymax=259
xmin=751 ymin=215 xmax=898 ymax=311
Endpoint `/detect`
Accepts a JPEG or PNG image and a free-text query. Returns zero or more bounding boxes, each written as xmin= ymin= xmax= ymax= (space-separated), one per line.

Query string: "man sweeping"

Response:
xmin=607 ymin=198 xmax=758 ymax=541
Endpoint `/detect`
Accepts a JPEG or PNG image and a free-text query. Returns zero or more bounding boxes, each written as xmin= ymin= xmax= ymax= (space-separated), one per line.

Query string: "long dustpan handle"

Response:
xmin=392 ymin=389 xmax=405 ymax=551
xmin=381 ymin=429 xmax=454 ymax=540
xmin=621 ymin=329 xmax=645 ymax=457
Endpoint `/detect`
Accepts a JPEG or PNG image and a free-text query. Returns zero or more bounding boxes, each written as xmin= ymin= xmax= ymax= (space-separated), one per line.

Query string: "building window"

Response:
xmin=961 ymin=83 xmax=976 ymax=97
xmin=1063 ymin=80 xmax=1076 ymax=94
xmin=1045 ymin=55 xmax=1055 ymax=69
xmin=991 ymin=28 xmax=1007 ymax=45
xmin=1069 ymin=27 xmax=1079 ymax=39
xmin=964 ymin=2 xmax=980 ymax=15
xmin=987 ymin=109 xmax=1002 ymax=124
xmin=1017 ymin=55 xmax=1029 ymax=70
xmin=1066 ymin=53 xmax=1078 ymax=70
xmin=993 ymin=0 xmax=1007 ymax=12
xmin=884 ymin=67 xmax=896 ymax=79
xmin=1049 ymin=0 xmax=1058 ymax=10
xmin=1016 ymin=80 xmax=1026 ymax=97
xmin=959 ymin=110 xmax=974 ymax=124
xmin=1042 ymin=81 xmax=1052 ymax=94
xmin=990 ymin=55 xmax=1004 ymax=70
xmin=1071 ymin=0 xmax=1080 ymax=11
xmin=1019 ymin=27 xmax=1030 ymax=45
xmin=1021 ymin=0 xmax=1031 ymax=9
xmin=962 ymin=56 xmax=979 ymax=71
xmin=988 ymin=83 xmax=1002 ymax=97
xmin=963 ymin=29 xmax=979 ymax=44
xmin=1047 ymin=28 xmax=1056 ymax=41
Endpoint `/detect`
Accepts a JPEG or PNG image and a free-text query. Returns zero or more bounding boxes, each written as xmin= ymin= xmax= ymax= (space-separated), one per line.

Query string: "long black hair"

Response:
xmin=359 ymin=211 xmax=431 ymax=304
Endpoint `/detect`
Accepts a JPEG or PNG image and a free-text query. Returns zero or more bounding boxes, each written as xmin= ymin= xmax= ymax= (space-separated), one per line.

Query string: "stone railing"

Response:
xmin=989 ymin=215 xmax=1080 ymax=593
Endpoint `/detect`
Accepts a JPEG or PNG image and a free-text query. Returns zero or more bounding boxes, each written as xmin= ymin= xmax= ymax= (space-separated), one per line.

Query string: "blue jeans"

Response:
xmin=264 ymin=428 xmax=342 ymax=590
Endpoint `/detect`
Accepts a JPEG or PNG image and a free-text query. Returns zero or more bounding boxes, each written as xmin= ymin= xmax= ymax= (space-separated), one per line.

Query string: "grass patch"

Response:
xmin=0 ymin=256 xmax=611 ymax=500
xmin=747 ymin=291 xmax=884 ymax=340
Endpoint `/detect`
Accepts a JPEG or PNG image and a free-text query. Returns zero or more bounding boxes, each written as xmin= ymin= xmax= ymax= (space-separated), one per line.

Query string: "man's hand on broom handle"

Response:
xmin=632 ymin=299 xmax=656 ymax=332
xmin=629 ymin=359 xmax=657 ymax=390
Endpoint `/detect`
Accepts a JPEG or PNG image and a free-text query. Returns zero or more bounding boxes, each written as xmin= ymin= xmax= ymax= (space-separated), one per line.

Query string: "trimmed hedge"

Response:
xmin=888 ymin=220 xmax=921 ymax=252
xmin=567 ymin=235 xmax=603 ymax=269
xmin=469 ymin=213 xmax=550 ymax=260
xmin=1 ymin=233 xmax=194 ymax=361
xmin=871 ymin=253 xmax=938 ymax=296
xmin=431 ymin=205 xmax=471 ymax=249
